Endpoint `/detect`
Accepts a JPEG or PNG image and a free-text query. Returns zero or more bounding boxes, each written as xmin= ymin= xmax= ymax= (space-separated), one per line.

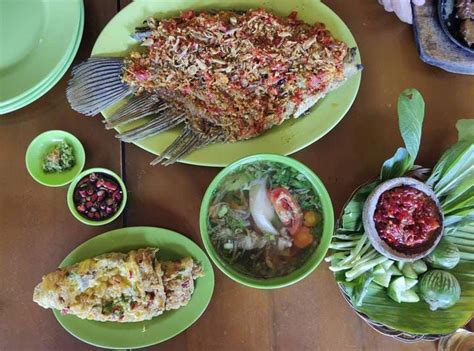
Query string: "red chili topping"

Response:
xmin=373 ymin=186 xmax=441 ymax=250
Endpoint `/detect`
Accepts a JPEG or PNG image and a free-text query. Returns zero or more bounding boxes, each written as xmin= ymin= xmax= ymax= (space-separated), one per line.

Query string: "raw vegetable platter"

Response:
xmin=91 ymin=0 xmax=361 ymax=167
xmin=327 ymin=89 xmax=474 ymax=336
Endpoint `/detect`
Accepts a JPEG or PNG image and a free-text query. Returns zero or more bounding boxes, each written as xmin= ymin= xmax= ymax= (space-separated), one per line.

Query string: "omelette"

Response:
xmin=33 ymin=248 xmax=204 ymax=322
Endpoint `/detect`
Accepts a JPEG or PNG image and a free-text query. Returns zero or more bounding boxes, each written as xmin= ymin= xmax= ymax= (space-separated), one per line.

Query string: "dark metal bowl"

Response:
xmin=437 ymin=0 xmax=474 ymax=54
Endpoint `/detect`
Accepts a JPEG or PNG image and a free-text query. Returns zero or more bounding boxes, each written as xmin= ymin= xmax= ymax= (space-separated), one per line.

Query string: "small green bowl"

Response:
xmin=199 ymin=154 xmax=334 ymax=289
xmin=25 ymin=130 xmax=86 ymax=187
xmin=67 ymin=167 xmax=127 ymax=226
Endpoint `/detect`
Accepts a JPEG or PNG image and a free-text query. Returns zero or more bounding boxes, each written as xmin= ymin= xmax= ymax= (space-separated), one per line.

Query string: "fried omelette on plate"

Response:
xmin=33 ymin=248 xmax=204 ymax=322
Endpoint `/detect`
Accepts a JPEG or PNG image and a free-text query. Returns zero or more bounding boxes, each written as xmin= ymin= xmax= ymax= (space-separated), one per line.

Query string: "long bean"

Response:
xmin=345 ymin=255 xmax=388 ymax=281
xmin=329 ymin=241 xmax=358 ymax=249
xmin=334 ymin=234 xmax=368 ymax=267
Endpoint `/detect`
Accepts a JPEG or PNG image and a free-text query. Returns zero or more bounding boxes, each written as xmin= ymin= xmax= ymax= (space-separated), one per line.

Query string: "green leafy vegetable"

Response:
xmin=398 ymin=88 xmax=425 ymax=161
xmin=380 ymin=89 xmax=425 ymax=180
xmin=328 ymin=87 xmax=474 ymax=333
xmin=380 ymin=148 xmax=412 ymax=180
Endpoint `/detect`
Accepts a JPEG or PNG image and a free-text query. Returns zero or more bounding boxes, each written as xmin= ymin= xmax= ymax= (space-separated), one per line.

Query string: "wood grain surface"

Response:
xmin=0 ymin=1 xmax=472 ymax=350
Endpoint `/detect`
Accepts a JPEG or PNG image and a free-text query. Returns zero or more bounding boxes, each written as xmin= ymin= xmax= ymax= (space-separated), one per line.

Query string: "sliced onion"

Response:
xmin=249 ymin=179 xmax=279 ymax=235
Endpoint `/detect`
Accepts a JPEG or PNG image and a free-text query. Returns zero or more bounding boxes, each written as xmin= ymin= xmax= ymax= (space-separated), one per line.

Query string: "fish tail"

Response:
xmin=66 ymin=57 xmax=132 ymax=116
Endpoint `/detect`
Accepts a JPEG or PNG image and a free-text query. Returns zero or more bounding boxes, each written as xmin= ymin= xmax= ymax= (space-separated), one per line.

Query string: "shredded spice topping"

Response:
xmin=122 ymin=9 xmax=349 ymax=141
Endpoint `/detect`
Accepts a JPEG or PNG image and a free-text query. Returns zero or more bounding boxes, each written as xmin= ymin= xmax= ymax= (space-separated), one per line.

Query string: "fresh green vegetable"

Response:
xmin=380 ymin=88 xmax=425 ymax=180
xmin=427 ymin=120 xmax=474 ymax=229
xmin=373 ymin=263 xmax=393 ymax=287
xmin=412 ymin=260 xmax=428 ymax=274
xmin=42 ymin=141 xmax=75 ymax=173
xmin=402 ymin=263 xmax=418 ymax=279
xmin=328 ymin=88 xmax=473 ymax=333
xmin=425 ymin=239 xmax=460 ymax=269
xmin=388 ymin=277 xmax=420 ymax=303
xmin=352 ymin=273 xmax=374 ymax=307
xmin=419 ymin=270 xmax=461 ymax=311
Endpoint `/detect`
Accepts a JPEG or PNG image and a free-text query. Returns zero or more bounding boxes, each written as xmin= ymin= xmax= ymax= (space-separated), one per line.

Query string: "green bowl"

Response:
xmin=67 ymin=168 xmax=128 ymax=226
xmin=25 ymin=130 xmax=86 ymax=187
xmin=199 ymin=154 xmax=334 ymax=289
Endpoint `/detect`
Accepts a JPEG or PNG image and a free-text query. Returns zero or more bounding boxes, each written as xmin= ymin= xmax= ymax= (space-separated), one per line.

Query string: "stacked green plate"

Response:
xmin=0 ymin=0 xmax=84 ymax=115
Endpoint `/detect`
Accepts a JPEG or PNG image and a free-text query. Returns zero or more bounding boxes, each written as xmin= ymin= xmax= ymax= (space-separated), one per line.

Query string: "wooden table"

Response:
xmin=1 ymin=1 xmax=472 ymax=350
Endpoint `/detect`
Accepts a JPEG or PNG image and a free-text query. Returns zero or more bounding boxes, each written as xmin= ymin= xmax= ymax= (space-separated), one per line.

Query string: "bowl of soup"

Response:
xmin=199 ymin=154 xmax=334 ymax=289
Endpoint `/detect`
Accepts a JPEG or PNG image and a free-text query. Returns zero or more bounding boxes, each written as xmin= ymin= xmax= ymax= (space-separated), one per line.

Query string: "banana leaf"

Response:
xmin=354 ymin=222 xmax=474 ymax=334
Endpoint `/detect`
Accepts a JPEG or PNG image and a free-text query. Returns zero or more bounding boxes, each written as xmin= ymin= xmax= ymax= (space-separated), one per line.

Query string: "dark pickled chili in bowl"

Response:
xmin=73 ymin=172 xmax=123 ymax=221
xmin=373 ymin=186 xmax=442 ymax=252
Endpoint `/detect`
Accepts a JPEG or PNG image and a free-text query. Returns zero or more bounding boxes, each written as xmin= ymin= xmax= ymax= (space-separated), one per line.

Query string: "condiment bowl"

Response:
xmin=199 ymin=154 xmax=334 ymax=289
xmin=362 ymin=177 xmax=444 ymax=262
xmin=25 ymin=130 xmax=86 ymax=187
xmin=67 ymin=167 xmax=127 ymax=226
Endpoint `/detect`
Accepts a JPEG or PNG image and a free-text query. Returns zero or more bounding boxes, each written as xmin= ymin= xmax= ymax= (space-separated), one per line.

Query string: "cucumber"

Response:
xmin=402 ymin=263 xmax=418 ymax=279
xmin=387 ymin=277 xmax=419 ymax=303
xmin=373 ymin=272 xmax=392 ymax=288
xmin=400 ymin=288 xmax=420 ymax=303
xmin=412 ymin=260 xmax=428 ymax=274
xmin=389 ymin=265 xmax=402 ymax=276
xmin=381 ymin=260 xmax=395 ymax=271
xmin=373 ymin=264 xmax=385 ymax=275
xmin=404 ymin=278 xmax=418 ymax=290
xmin=373 ymin=262 xmax=397 ymax=288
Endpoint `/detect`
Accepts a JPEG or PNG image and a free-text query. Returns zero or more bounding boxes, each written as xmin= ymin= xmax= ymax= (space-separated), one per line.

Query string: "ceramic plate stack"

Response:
xmin=0 ymin=0 xmax=84 ymax=114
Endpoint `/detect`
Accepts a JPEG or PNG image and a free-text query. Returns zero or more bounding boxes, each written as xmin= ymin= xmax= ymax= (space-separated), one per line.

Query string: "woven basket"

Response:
xmin=334 ymin=167 xmax=450 ymax=343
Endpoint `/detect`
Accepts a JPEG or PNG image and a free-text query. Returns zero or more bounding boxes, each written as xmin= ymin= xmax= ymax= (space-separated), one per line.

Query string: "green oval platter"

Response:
xmin=52 ymin=227 xmax=215 ymax=349
xmin=91 ymin=0 xmax=362 ymax=166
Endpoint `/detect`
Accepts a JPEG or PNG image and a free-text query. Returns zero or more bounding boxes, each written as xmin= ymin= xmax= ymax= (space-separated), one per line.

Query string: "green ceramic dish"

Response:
xmin=0 ymin=0 xmax=84 ymax=114
xmin=92 ymin=0 xmax=361 ymax=166
xmin=199 ymin=154 xmax=334 ymax=289
xmin=25 ymin=130 xmax=86 ymax=187
xmin=66 ymin=167 xmax=127 ymax=226
xmin=52 ymin=226 xmax=215 ymax=349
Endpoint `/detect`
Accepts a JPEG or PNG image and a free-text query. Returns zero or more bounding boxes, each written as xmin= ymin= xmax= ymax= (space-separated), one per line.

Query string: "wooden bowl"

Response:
xmin=362 ymin=177 xmax=444 ymax=262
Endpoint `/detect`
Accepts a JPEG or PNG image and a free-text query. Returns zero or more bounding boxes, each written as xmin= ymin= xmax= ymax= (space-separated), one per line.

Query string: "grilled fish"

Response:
xmin=67 ymin=9 xmax=362 ymax=165
xmin=33 ymin=248 xmax=204 ymax=322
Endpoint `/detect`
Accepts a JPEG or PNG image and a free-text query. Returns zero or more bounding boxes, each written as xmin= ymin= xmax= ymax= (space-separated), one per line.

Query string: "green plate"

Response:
xmin=0 ymin=0 xmax=84 ymax=114
xmin=199 ymin=154 xmax=334 ymax=288
xmin=25 ymin=130 xmax=86 ymax=187
xmin=53 ymin=226 xmax=215 ymax=349
xmin=91 ymin=0 xmax=361 ymax=167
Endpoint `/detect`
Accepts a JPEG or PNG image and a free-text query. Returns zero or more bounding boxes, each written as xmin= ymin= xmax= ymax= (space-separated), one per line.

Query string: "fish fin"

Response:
xmin=150 ymin=127 xmax=220 ymax=166
xmin=104 ymin=94 xmax=171 ymax=129
xmin=67 ymin=57 xmax=131 ymax=116
xmin=116 ymin=110 xmax=186 ymax=142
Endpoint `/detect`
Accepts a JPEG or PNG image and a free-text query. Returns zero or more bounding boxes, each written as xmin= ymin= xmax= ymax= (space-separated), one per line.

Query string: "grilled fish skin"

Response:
xmin=33 ymin=248 xmax=203 ymax=322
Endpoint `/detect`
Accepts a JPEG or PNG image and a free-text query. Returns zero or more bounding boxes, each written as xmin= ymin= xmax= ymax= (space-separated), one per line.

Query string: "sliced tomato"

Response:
xmin=268 ymin=187 xmax=303 ymax=235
